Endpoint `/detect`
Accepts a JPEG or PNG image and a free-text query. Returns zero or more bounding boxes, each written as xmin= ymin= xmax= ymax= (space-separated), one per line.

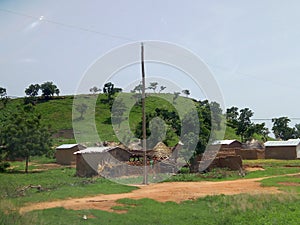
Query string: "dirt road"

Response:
xmin=19 ymin=176 xmax=286 ymax=214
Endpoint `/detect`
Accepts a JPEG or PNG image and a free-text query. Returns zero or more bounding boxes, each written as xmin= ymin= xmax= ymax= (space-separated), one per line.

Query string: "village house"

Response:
xmin=55 ymin=144 xmax=86 ymax=165
xmin=74 ymin=146 xmax=132 ymax=177
xmin=265 ymin=139 xmax=300 ymax=160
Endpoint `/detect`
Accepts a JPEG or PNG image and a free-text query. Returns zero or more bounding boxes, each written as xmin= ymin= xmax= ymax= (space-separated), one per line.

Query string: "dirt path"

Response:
xmin=20 ymin=173 xmax=298 ymax=214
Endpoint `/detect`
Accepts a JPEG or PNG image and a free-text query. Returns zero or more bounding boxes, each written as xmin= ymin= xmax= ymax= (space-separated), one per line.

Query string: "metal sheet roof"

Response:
xmin=74 ymin=146 xmax=116 ymax=154
xmin=264 ymin=139 xmax=300 ymax=147
xmin=211 ymin=140 xmax=240 ymax=145
xmin=56 ymin=144 xmax=79 ymax=149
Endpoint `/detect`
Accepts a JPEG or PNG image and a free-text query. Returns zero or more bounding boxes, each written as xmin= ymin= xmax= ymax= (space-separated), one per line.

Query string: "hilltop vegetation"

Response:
xmin=0 ymin=93 xmax=264 ymax=147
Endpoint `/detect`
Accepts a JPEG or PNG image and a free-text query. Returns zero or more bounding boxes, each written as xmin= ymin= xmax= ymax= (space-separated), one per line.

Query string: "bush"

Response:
xmin=179 ymin=166 xmax=190 ymax=174
xmin=0 ymin=162 xmax=10 ymax=172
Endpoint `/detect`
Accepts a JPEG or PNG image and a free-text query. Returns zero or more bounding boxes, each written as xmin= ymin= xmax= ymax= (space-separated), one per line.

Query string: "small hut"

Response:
xmin=55 ymin=144 xmax=86 ymax=165
xmin=74 ymin=146 xmax=132 ymax=177
xmin=265 ymin=139 xmax=300 ymax=160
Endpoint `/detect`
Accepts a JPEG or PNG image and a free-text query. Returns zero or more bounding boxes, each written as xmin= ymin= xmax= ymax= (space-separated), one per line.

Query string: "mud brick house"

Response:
xmin=265 ymin=139 xmax=300 ymax=160
xmin=74 ymin=146 xmax=132 ymax=177
xmin=55 ymin=144 xmax=86 ymax=165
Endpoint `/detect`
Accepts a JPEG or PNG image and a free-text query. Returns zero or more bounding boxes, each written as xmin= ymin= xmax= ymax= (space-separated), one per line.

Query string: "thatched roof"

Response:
xmin=152 ymin=142 xmax=171 ymax=158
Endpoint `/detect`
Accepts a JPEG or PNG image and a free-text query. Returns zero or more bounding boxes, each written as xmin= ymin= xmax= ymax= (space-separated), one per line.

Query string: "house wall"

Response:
xmin=55 ymin=147 xmax=77 ymax=165
xmin=265 ymin=146 xmax=297 ymax=160
xmin=108 ymin=147 xmax=131 ymax=162
xmin=297 ymin=145 xmax=300 ymax=159
xmin=236 ymin=149 xmax=265 ymax=160
xmin=75 ymin=154 xmax=98 ymax=177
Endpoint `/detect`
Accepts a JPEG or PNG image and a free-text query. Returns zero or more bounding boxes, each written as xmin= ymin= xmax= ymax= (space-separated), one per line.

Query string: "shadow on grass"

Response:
xmin=4 ymin=170 xmax=44 ymax=174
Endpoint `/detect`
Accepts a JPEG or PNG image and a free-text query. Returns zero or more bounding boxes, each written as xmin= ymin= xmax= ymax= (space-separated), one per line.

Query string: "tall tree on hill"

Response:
xmin=103 ymin=82 xmax=122 ymax=106
xmin=24 ymin=84 xmax=40 ymax=105
xmin=25 ymin=84 xmax=40 ymax=97
xmin=148 ymin=82 xmax=158 ymax=93
xmin=159 ymin=85 xmax=166 ymax=93
xmin=111 ymin=98 xmax=127 ymax=128
xmin=75 ymin=103 xmax=88 ymax=120
xmin=40 ymin=81 xmax=60 ymax=99
xmin=0 ymin=87 xmax=8 ymax=108
xmin=132 ymin=83 xmax=143 ymax=93
xmin=173 ymin=92 xmax=180 ymax=104
xmin=1 ymin=104 xmax=52 ymax=173
xmin=89 ymin=86 xmax=101 ymax=94
xmin=182 ymin=89 xmax=190 ymax=97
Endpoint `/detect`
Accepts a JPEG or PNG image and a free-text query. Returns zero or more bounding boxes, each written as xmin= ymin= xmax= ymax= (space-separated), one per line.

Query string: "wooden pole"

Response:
xmin=141 ymin=42 xmax=148 ymax=184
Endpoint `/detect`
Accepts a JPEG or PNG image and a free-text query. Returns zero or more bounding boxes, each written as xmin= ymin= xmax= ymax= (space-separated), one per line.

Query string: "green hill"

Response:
xmin=1 ymin=94 xmax=246 ymax=146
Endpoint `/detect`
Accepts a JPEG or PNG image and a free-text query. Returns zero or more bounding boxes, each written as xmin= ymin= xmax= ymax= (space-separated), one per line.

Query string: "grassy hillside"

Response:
xmin=1 ymin=94 xmax=244 ymax=146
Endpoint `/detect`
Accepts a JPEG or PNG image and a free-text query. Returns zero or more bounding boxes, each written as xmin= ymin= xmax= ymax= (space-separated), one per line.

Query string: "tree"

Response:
xmin=272 ymin=117 xmax=296 ymax=140
xmin=89 ymin=86 xmax=101 ymax=94
xmin=226 ymin=106 xmax=269 ymax=142
xmin=173 ymin=92 xmax=180 ymax=104
xmin=25 ymin=84 xmax=40 ymax=97
xmin=111 ymin=98 xmax=127 ymax=128
xmin=294 ymin=124 xmax=300 ymax=138
xmin=182 ymin=89 xmax=190 ymax=97
xmin=40 ymin=81 xmax=60 ymax=99
xmin=1 ymin=104 xmax=52 ymax=173
xmin=103 ymin=82 xmax=114 ymax=97
xmin=0 ymin=87 xmax=7 ymax=98
xmin=148 ymin=82 xmax=158 ymax=93
xmin=254 ymin=123 xmax=270 ymax=142
xmin=75 ymin=103 xmax=88 ymax=120
xmin=0 ymin=87 xmax=8 ymax=108
xmin=209 ymin=101 xmax=222 ymax=130
xmin=159 ymin=86 xmax=166 ymax=93
xmin=55 ymin=88 xmax=60 ymax=96
xmin=226 ymin=106 xmax=239 ymax=129
xmin=236 ymin=108 xmax=254 ymax=142
xmin=132 ymin=84 xmax=143 ymax=93
xmin=24 ymin=84 xmax=40 ymax=105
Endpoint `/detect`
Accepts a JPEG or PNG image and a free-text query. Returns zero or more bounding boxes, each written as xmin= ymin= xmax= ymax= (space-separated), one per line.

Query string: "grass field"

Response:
xmin=0 ymin=158 xmax=300 ymax=224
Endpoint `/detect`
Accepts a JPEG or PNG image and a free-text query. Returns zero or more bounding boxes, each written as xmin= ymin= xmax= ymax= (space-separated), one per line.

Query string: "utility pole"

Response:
xmin=141 ymin=42 xmax=148 ymax=184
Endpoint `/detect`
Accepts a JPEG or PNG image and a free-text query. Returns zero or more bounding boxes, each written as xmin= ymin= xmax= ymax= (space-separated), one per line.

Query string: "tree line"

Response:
xmin=226 ymin=106 xmax=300 ymax=142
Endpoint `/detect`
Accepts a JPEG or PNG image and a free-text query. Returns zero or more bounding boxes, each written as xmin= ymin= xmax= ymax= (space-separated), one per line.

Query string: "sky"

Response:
xmin=1 ymin=0 xmax=300 ymax=131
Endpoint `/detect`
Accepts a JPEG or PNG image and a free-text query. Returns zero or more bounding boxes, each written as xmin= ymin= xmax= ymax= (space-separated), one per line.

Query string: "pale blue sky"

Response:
xmin=1 ymin=0 xmax=300 ymax=129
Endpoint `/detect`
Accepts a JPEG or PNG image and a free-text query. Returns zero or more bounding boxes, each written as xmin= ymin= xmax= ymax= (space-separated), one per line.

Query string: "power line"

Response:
xmin=0 ymin=8 xmax=135 ymax=42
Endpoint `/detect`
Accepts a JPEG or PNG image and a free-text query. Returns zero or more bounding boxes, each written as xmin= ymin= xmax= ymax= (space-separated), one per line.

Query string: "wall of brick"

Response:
xmin=265 ymin=146 xmax=297 ymax=160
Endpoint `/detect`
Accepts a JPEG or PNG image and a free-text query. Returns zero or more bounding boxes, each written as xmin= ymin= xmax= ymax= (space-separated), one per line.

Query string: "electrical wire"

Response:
xmin=0 ymin=8 xmax=136 ymax=42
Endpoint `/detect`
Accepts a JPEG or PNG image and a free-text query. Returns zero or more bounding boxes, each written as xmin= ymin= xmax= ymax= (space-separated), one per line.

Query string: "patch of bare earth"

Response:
xmin=278 ymin=182 xmax=300 ymax=186
xmin=32 ymin=163 xmax=75 ymax=171
xmin=244 ymin=166 xmax=265 ymax=172
xmin=19 ymin=177 xmax=282 ymax=214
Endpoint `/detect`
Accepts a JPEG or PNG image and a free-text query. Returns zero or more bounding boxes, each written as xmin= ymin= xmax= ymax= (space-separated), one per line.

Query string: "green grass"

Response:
xmin=3 ymin=194 xmax=300 ymax=225
xmin=261 ymin=175 xmax=300 ymax=193
xmin=1 ymin=159 xmax=300 ymax=224
xmin=0 ymin=160 xmax=137 ymax=206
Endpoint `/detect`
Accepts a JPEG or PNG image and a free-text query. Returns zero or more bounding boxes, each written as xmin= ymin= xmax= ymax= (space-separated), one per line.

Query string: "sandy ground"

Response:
xmin=19 ymin=175 xmax=289 ymax=214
